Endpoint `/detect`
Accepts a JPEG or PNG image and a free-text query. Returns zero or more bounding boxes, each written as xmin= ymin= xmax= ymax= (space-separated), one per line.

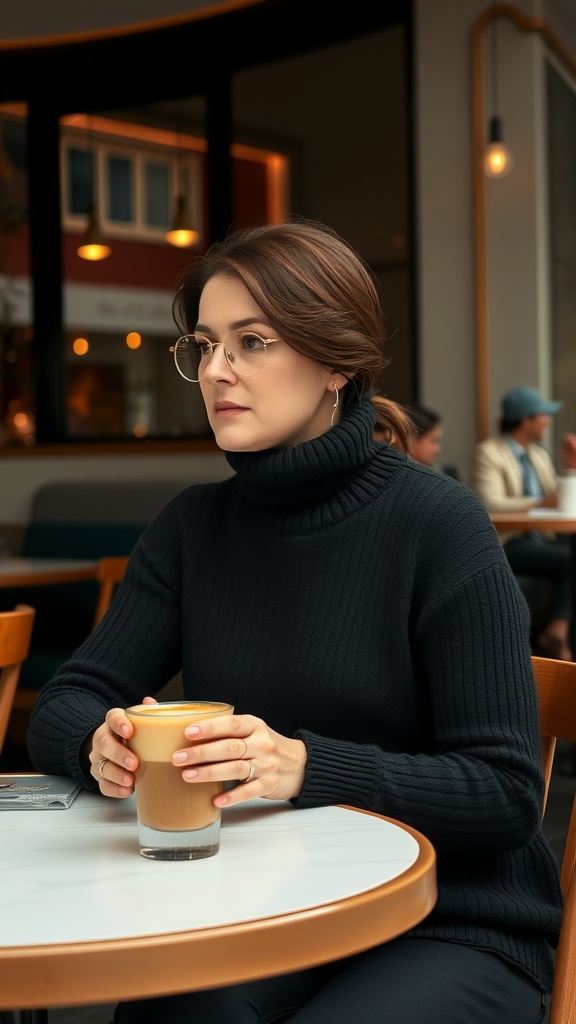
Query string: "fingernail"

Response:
xmin=183 ymin=769 xmax=198 ymax=780
xmin=124 ymin=756 xmax=136 ymax=769
xmin=185 ymin=726 xmax=200 ymax=737
xmin=173 ymin=752 xmax=187 ymax=763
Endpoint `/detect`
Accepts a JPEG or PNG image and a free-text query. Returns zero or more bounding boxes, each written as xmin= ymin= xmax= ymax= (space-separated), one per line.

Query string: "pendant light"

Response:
xmin=166 ymin=103 xmax=198 ymax=248
xmin=484 ymin=14 xmax=513 ymax=178
xmin=77 ymin=116 xmax=111 ymax=261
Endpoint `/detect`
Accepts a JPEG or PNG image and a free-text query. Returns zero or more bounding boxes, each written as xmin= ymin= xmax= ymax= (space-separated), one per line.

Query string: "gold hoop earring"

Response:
xmin=331 ymin=384 xmax=340 ymax=428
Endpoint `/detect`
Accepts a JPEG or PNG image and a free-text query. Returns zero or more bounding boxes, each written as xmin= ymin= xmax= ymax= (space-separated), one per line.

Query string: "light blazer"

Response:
xmin=471 ymin=436 xmax=558 ymax=544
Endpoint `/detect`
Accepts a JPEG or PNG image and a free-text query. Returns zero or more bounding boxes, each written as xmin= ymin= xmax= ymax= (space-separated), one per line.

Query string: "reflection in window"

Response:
xmin=0 ymin=105 xmax=288 ymax=445
xmin=145 ymin=162 xmax=171 ymax=228
xmin=68 ymin=148 xmax=93 ymax=215
xmin=107 ymin=156 xmax=133 ymax=223
xmin=67 ymin=363 xmax=126 ymax=438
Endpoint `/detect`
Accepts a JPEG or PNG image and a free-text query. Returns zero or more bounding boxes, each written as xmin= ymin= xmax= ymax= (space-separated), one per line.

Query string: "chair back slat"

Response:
xmin=0 ymin=604 xmax=36 ymax=753
xmin=531 ymin=655 xmax=576 ymax=1024
xmin=92 ymin=556 xmax=130 ymax=629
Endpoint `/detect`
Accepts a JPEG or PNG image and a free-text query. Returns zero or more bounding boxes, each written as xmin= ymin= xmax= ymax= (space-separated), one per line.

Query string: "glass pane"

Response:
xmin=145 ymin=161 xmax=170 ymax=228
xmin=65 ymin=331 xmax=210 ymax=439
xmin=68 ymin=147 xmax=93 ymax=215
xmin=107 ymin=155 xmax=133 ymax=222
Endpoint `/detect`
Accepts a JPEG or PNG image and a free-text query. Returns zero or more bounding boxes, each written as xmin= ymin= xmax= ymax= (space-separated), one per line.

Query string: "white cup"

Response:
xmin=557 ymin=476 xmax=576 ymax=515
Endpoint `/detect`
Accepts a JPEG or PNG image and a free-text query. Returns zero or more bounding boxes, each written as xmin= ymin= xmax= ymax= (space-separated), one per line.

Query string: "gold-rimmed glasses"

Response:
xmin=170 ymin=330 xmax=280 ymax=382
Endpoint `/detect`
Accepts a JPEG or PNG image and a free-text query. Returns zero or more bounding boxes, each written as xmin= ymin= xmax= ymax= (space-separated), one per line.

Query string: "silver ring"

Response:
xmin=97 ymin=757 xmax=109 ymax=780
xmin=239 ymin=738 xmax=248 ymax=758
xmin=245 ymin=760 xmax=256 ymax=783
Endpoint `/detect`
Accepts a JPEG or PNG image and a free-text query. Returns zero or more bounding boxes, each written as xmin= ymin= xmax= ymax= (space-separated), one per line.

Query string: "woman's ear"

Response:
xmin=327 ymin=372 xmax=351 ymax=392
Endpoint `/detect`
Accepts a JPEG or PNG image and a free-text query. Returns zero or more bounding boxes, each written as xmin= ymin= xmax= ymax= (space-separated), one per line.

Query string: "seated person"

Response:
xmin=471 ymin=385 xmax=572 ymax=661
xmin=374 ymin=399 xmax=460 ymax=477
xmin=403 ymin=403 xmax=442 ymax=467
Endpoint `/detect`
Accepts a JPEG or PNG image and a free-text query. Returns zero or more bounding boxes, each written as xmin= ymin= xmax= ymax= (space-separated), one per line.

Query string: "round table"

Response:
xmin=0 ymin=788 xmax=437 ymax=1010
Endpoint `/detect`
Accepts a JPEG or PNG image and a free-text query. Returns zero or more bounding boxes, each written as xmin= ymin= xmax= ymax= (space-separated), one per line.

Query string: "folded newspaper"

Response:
xmin=0 ymin=774 xmax=81 ymax=809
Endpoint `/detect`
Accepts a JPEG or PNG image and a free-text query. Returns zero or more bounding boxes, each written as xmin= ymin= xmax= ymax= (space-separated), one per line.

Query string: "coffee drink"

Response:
xmin=125 ymin=701 xmax=234 ymax=860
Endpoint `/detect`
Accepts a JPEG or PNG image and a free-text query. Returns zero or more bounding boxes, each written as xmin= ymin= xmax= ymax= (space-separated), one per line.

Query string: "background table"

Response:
xmin=0 ymin=558 xmax=98 ymax=588
xmin=0 ymin=786 xmax=436 ymax=1011
xmin=489 ymin=510 xmax=576 ymax=654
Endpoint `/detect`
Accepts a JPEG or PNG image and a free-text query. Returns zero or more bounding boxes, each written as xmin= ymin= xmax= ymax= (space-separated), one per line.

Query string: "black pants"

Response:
xmin=113 ymin=938 xmax=546 ymax=1024
xmin=504 ymin=534 xmax=571 ymax=620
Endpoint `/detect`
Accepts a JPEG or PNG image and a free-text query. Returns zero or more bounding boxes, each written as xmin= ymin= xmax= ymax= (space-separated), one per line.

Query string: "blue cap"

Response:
xmin=501 ymin=386 xmax=562 ymax=421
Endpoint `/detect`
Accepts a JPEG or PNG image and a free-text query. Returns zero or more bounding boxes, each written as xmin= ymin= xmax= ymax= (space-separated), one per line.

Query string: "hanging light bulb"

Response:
xmin=484 ymin=115 xmax=514 ymax=177
xmin=166 ymin=194 xmax=198 ymax=248
xmin=77 ymin=116 xmax=111 ymax=261
xmin=484 ymin=14 xmax=513 ymax=179
xmin=77 ymin=204 xmax=111 ymax=261
xmin=166 ymin=102 xmax=198 ymax=249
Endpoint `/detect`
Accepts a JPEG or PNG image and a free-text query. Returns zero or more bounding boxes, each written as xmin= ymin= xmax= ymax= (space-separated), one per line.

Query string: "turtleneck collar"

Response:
xmin=224 ymin=398 xmax=403 ymax=531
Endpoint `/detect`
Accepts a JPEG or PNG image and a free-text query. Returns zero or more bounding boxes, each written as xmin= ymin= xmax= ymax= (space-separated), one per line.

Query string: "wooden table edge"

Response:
xmin=0 ymin=810 xmax=437 ymax=1009
xmin=0 ymin=566 xmax=98 ymax=587
xmin=489 ymin=513 xmax=576 ymax=533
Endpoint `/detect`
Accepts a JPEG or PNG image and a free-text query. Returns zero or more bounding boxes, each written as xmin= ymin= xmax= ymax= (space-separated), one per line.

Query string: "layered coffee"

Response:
xmin=125 ymin=701 xmax=234 ymax=859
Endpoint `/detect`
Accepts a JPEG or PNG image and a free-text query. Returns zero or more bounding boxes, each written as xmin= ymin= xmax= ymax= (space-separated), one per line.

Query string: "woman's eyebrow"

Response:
xmin=194 ymin=317 xmax=270 ymax=334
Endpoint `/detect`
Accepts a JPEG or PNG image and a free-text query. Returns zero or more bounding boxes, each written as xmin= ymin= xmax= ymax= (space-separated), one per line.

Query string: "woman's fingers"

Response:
xmin=89 ymin=709 xmax=138 ymax=797
xmin=171 ymin=714 xmax=307 ymax=805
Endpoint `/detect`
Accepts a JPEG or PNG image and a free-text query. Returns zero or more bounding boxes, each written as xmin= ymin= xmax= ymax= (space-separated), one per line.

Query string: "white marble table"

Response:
xmin=0 ymin=782 xmax=436 ymax=1011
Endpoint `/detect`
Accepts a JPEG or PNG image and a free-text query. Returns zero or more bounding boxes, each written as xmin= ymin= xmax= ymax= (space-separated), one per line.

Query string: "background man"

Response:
xmin=472 ymin=385 xmax=575 ymax=661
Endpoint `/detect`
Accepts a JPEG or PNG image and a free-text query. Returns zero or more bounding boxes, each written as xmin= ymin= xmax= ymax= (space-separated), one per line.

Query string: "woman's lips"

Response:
xmin=214 ymin=402 xmax=247 ymax=416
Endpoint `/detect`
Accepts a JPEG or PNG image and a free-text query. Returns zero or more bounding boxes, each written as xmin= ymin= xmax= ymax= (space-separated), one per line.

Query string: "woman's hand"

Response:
xmin=89 ymin=696 xmax=157 ymax=798
xmin=171 ymin=713 xmax=307 ymax=808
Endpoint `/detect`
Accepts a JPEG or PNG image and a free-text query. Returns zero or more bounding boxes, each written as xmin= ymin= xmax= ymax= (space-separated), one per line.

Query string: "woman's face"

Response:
xmin=410 ymin=424 xmax=442 ymax=466
xmin=196 ymin=273 xmax=347 ymax=452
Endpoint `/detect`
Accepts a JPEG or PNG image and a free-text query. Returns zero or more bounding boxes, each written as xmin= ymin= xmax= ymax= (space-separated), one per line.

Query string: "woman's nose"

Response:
xmin=203 ymin=344 xmax=235 ymax=383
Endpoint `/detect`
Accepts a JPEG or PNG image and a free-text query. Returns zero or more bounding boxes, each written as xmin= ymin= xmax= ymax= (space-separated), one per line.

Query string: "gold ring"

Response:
xmin=246 ymin=760 xmax=256 ymax=783
xmin=97 ymin=757 xmax=109 ymax=780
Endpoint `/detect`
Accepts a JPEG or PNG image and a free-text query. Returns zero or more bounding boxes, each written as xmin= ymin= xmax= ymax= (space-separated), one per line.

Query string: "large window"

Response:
xmin=0 ymin=8 xmax=414 ymax=448
xmin=0 ymin=107 xmax=288 ymax=445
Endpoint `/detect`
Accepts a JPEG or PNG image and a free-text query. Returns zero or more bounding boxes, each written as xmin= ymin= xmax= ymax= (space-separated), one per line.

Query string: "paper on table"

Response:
xmin=0 ymin=774 xmax=81 ymax=809
xmin=528 ymin=508 xmax=576 ymax=518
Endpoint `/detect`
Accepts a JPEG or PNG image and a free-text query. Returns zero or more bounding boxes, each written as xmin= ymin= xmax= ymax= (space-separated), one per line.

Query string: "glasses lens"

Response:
xmin=174 ymin=336 xmax=205 ymax=381
xmin=220 ymin=331 xmax=269 ymax=377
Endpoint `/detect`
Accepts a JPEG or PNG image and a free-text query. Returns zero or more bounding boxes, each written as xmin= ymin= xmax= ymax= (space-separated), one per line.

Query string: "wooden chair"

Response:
xmin=92 ymin=555 xmax=130 ymax=628
xmin=531 ymin=655 xmax=576 ymax=1024
xmin=7 ymin=557 xmax=130 ymax=754
xmin=0 ymin=604 xmax=36 ymax=755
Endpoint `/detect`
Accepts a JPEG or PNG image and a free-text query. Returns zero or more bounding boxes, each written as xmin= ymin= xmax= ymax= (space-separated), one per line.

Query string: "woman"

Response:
xmin=404 ymin=403 xmax=442 ymax=466
xmin=374 ymin=397 xmax=443 ymax=467
xmin=28 ymin=219 xmax=560 ymax=1024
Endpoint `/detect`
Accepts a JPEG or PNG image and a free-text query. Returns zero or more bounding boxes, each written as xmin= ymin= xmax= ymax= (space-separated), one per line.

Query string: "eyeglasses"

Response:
xmin=170 ymin=330 xmax=280 ymax=382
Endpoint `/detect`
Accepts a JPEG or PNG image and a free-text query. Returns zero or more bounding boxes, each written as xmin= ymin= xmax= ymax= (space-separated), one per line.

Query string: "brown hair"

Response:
xmin=372 ymin=395 xmax=415 ymax=452
xmin=173 ymin=218 xmax=411 ymax=452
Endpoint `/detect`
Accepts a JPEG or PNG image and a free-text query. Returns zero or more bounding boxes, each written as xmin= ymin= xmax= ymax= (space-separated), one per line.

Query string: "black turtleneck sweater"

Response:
xmin=28 ymin=399 xmax=562 ymax=992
